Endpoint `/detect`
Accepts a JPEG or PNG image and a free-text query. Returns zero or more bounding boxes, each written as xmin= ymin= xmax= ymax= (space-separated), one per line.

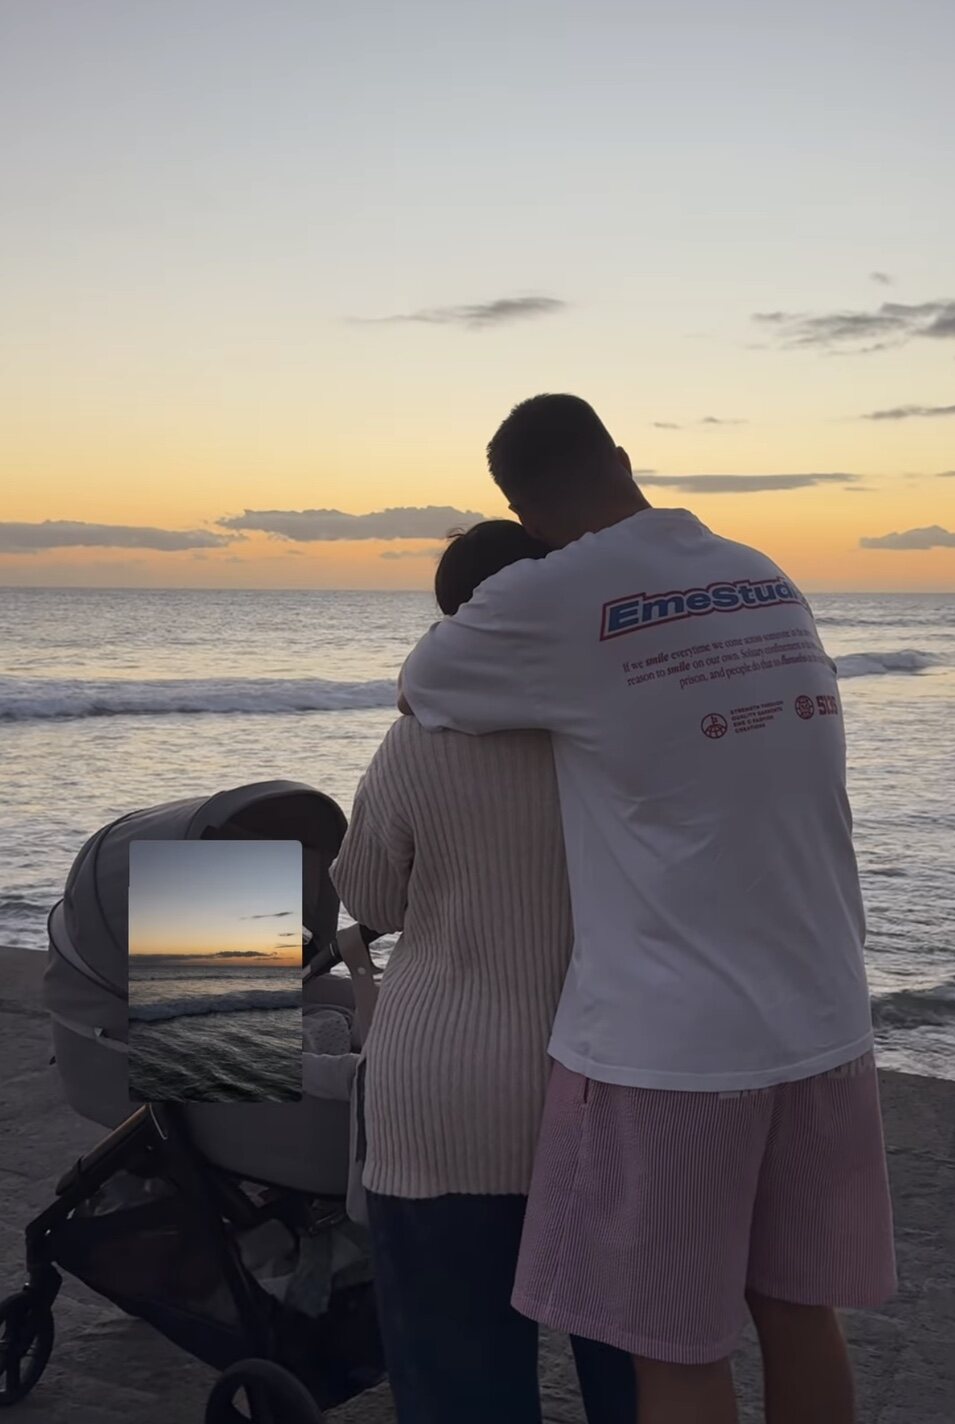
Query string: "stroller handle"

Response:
xmin=306 ymin=924 xmax=380 ymax=978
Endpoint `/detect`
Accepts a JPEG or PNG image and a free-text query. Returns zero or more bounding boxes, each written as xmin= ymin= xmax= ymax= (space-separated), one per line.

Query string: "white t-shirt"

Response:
xmin=400 ymin=508 xmax=873 ymax=1091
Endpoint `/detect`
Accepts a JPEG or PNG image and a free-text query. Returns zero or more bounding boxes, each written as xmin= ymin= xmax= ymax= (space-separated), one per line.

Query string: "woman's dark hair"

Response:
xmin=434 ymin=520 xmax=550 ymax=615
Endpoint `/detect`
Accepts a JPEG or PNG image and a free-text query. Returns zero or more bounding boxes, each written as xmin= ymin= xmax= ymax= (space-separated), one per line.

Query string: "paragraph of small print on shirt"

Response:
xmin=621 ymin=628 xmax=829 ymax=730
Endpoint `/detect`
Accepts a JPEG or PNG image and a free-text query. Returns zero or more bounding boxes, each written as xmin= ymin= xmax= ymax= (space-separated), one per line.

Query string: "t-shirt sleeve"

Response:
xmin=398 ymin=566 xmax=554 ymax=734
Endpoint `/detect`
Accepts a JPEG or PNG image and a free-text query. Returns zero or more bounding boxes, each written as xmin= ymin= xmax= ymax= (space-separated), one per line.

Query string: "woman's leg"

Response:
xmin=365 ymin=1191 xmax=543 ymax=1424
xmin=570 ymin=1333 xmax=639 ymax=1424
xmin=632 ymin=1358 xmax=737 ymax=1424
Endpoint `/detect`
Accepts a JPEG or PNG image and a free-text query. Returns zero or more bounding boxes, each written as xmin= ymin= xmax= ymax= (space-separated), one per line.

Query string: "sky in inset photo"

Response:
xmin=129 ymin=840 xmax=303 ymax=968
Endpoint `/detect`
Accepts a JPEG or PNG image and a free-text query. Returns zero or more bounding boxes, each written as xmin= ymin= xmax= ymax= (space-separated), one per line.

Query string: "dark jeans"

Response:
xmin=366 ymin=1191 xmax=638 ymax=1424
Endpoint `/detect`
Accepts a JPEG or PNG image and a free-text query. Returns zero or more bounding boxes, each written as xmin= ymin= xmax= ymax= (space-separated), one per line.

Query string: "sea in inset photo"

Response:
xmin=127 ymin=839 xmax=303 ymax=1102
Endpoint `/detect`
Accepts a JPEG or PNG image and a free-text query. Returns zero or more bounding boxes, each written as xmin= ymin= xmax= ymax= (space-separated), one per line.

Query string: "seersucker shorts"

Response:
xmin=512 ymin=1053 xmax=896 ymax=1364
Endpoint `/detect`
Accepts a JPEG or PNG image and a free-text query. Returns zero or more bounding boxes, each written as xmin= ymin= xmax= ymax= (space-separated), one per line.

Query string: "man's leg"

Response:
xmin=569 ymin=1332 xmax=638 ymax=1424
xmin=747 ymin=1293 xmax=854 ymax=1424
xmin=632 ymin=1357 xmax=737 ymax=1424
xmin=745 ymin=1054 xmax=895 ymax=1424
xmin=365 ymin=1191 xmax=542 ymax=1424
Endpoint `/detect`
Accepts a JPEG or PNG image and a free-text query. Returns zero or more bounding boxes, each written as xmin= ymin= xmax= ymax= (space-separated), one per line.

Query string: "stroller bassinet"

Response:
xmin=0 ymin=781 xmax=386 ymax=1423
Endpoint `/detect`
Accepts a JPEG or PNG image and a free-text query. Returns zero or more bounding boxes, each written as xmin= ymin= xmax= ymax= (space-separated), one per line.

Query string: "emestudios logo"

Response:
xmin=601 ymin=577 xmax=807 ymax=641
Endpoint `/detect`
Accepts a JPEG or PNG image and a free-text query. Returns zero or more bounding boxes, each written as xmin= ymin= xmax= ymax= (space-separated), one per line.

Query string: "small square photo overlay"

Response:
xmin=127 ymin=840 xmax=303 ymax=1103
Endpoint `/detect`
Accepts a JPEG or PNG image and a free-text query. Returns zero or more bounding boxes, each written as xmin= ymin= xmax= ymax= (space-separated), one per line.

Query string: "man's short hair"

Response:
xmin=487 ymin=394 xmax=618 ymax=505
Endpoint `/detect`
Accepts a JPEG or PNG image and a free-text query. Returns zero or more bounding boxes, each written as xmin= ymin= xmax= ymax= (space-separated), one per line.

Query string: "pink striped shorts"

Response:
xmin=513 ymin=1054 xmax=896 ymax=1364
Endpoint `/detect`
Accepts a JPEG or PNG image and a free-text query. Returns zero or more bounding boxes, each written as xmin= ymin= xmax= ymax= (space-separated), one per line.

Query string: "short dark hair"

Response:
xmin=487 ymin=394 xmax=618 ymax=504
xmin=434 ymin=520 xmax=549 ymax=615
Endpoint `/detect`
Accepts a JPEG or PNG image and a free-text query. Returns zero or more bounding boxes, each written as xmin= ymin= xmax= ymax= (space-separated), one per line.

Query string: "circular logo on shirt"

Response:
xmin=794 ymin=695 xmax=815 ymax=720
xmin=701 ymin=712 xmax=728 ymax=740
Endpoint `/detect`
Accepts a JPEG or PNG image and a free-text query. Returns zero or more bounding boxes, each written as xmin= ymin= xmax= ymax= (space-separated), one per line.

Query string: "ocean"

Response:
xmin=128 ymin=959 xmax=302 ymax=1103
xmin=1 ymin=587 xmax=953 ymax=1080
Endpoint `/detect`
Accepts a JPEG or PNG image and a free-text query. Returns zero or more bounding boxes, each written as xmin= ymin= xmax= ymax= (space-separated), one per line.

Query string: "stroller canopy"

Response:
xmin=46 ymin=781 xmax=347 ymax=1044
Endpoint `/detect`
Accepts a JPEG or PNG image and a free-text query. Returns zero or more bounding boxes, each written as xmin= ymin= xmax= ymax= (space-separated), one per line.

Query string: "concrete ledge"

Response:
xmin=1 ymin=946 xmax=953 ymax=1421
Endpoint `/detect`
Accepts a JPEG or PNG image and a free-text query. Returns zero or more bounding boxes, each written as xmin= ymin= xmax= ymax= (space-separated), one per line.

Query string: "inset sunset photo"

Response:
xmin=128 ymin=840 xmax=303 ymax=1102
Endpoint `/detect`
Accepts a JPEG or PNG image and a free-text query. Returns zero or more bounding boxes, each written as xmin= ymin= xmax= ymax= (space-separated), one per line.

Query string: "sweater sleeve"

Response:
xmin=330 ymin=730 xmax=414 ymax=934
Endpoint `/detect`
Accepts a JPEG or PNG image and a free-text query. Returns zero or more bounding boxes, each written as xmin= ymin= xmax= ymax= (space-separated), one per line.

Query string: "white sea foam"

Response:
xmin=835 ymin=649 xmax=944 ymax=678
xmin=0 ymin=676 xmax=395 ymax=722
xmin=872 ymin=982 xmax=955 ymax=1029
xmin=1 ymin=648 xmax=946 ymax=723
xmin=129 ymin=988 xmax=302 ymax=1023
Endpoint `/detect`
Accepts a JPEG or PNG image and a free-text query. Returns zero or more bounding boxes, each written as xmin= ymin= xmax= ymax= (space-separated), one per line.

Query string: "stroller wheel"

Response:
xmin=0 ymin=1290 xmax=55 ymax=1407
xmin=205 ymin=1358 xmax=324 ymax=1424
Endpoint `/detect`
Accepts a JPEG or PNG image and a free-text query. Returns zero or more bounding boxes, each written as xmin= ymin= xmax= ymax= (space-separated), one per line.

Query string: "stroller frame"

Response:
xmin=24 ymin=1102 xmax=272 ymax=1348
xmin=2 ymin=782 xmax=385 ymax=1422
xmin=5 ymin=1091 xmax=381 ymax=1422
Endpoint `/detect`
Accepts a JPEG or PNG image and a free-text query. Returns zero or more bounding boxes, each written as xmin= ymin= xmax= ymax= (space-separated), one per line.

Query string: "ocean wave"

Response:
xmin=129 ymin=988 xmax=302 ymax=1023
xmin=816 ymin=614 xmax=932 ymax=628
xmin=872 ymin=982 xmax=955 ymax=1030
xmin=0 ymin=893 xmax=57 ymax=917
xmin=0 ymin=647 xmax=944 ymax=723
xmin=835 ymin=649 xmax=944 ymax=679
xmin=0 ymin=676 xmax=395 ymax=722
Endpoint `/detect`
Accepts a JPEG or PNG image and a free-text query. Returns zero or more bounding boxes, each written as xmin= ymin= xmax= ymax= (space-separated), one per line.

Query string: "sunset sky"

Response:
xmin=128 ymin=840 xmax=303 ymax=965
xmin=2 ymin=0 xmax=953 ymax=592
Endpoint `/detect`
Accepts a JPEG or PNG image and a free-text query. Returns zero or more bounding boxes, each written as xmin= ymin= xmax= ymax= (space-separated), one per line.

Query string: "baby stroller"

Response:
xmin=0 ymin=781 xmax=386 ymax=1424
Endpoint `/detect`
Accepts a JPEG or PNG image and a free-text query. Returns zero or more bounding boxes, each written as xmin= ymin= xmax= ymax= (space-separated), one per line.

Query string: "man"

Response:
xmin=398 ymin=395 xmax=895 ymax=1424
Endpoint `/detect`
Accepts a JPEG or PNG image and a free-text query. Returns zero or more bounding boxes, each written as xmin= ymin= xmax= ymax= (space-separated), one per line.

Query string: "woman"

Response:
xmin=330 ymin=521 xmax=637 ymax=1424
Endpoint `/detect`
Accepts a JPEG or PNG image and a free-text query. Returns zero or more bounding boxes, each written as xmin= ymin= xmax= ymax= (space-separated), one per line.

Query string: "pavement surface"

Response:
xmin=1 ymin=944 xmax=953 ymax=1422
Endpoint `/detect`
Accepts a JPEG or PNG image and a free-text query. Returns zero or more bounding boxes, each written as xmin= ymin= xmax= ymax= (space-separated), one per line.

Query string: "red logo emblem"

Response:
xmin=701 ymin=713 xmax=728 ymax=740
xmin=795 ymin=695 xmax=815 ymax=720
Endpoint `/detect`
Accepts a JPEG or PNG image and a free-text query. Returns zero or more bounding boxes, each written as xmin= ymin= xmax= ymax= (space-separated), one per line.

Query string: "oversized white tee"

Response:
xmin=400 ymin=508 xmax=873 ymax=1091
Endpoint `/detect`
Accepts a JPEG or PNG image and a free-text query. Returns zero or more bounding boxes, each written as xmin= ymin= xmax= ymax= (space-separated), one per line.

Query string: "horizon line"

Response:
xmin=2 ymin=584 xmax=953 ymax=597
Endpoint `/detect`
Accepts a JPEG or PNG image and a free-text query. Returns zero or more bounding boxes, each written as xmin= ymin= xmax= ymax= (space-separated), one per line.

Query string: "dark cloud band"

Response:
xmin=863 ymin=404 xmax=955 ymax=422
xmin=218 ymin=506 xmax=487 ymax=542
xmin=860 ymin=525 xmax=955 ymax=550
xmin=755 ymin=299 xmax=955 ymax=352
xmin=652 ymin=417 xmax=748 ymax=430
xmin=0 ymin=521 xmax=232 ymax=553
xmin=353 ymin=296 xmax=567 ymax=329
xmin=639 ymin=473 xmax=858 ymax=493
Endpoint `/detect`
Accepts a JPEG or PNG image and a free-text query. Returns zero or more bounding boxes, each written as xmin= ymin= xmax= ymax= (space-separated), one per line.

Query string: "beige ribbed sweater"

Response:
xmin=329 ymin=714 xmax=572 ymax=1198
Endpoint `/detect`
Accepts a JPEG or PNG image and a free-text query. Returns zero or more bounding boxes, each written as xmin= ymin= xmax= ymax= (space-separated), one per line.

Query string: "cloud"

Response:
xmin=862 ymin=403 xmax=955 ymax=421
xmin=352 ymin=295 xmax=567 ymax=330
xmin=652 ymin=417 xmax=748 ymax=430
xmin=860 ymin=525 xmax=955 ymax=550
xmin=870 ymin=271 xmax=894 ymax=286
xmin=380 ymin=545 xmax=445 ymax=560
xmin=0 ymin=520 xmax=233 ymax=553
xmin=754 ymin=299 xmax=955 ymax=352
xmin=639 ymin=472 xmax=858 ymax=493
xmin=938 ymin=471 xmax=955 ymax=478
xmin=212 ymin=950 xmax=278 ymax=958
xmin=241 ymin=910 xmax=294 ymax=920
xmin=218 ymin=506 xmax=487 ymax=542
